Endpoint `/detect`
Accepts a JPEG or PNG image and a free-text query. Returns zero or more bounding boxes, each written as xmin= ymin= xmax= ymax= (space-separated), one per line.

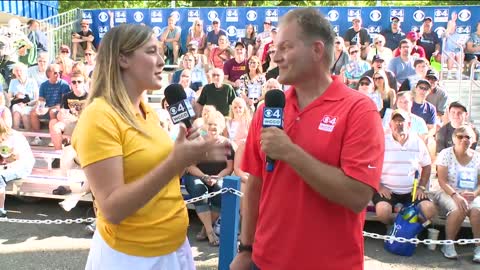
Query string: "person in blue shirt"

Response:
xmin=411 ymin=79 xmax=437 ymax=130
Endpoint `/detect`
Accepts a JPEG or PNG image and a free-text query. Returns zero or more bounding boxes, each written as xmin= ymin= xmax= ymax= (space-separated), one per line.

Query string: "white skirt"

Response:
xmin=85 ymin=231 xmax=196 ymax=270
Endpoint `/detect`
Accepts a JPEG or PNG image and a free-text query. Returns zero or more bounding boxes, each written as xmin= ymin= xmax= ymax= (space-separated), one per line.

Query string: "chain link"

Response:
xmin=0 ymin=217 xmax=95 ymax=224
xmin=363 ymin=231 xmax=480 ymax=245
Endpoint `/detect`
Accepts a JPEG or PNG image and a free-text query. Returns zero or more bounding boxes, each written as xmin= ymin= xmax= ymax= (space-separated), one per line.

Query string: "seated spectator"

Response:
xmin=238 ymin=56 xmax=265 ymax=110
xmin=261 ymin=27 xmax=277 ymax=64
xmin=343 ymin=16 xmax=370 ymax=59
xmin=357 ymin=76 xmax=382 ymax=112
xmin=360 ymin=54 xmax=398 ymax=91
xmin=443 ymin=14 xmax=464 ymax=79
xmin=223 ymin=42 xmax=247 ymax=89
xmin=255 ymin=20 xmax=273 ymax=59
xmin=170 ymin=53 xmax=195 ymax=84
xmin=257 ymin=78 xmax=282 ymax=107
xmin=0 ymin=94 xmax=12 ymax=128
xmin=56 ymin=52 xmax=74 ymax=85
xmin=399 ymin=58 xmax=429 ymax=91
xmin=0 ymin=39 xmax=16 ymax=90
xmin=411 ymin=79 xmax=437 ymax=130
xmin=394 ymin=31 xmax=426 ymax=59
xmin=262 ymin=45 xmax=277 ymax=74
xmin=436 ymin=101 xmax=479 ymax=153
xmin=71 ymin=19 xmax=95 ymax=61
xmin=186 ymin=19 xmax=207 ymax=54
xmin=331 ymin=36 xmax=349 ymax=75
xmin=418 ymin=17 xmax=441 ymax=61
xmin=381 ymin=16 xmax=406 ymax=51
xmin=192 ymin=105 xmax=216 ymax=137
xmin=159 ymin=15 xmax=181 ymax=65
xmin=425 ymin=70 xmax=449 ymax=124
xmin=178 ymin=70 xmax=197 ymax=106
xmin=431 ymin=125 xmax=480 ymax=261
xmin=383 ymin=91 xmax=428 ymax=139
xmin=8 ymin=63 xmax=38 ymax=130
xmin=196 ymin=68 xmax=236 ymax=116
xmin=388 ymin=39 xmax=416 ymax=85
xmin=373 ymin=70 xmax=396 ymax=119
xmin=187 ymin=40 xmax=209 ymax=73
xmin=366 ymin=34 xmax=393 ymax=65
xmin=226 ymin=97 xmax=251 ymax=147
xmin=206 ymin=19 xmax=227 ymax=49
xmin=27 ymin=52 xmax=48 ymax=88
xmin=0 ymin=117 xmax=35 ymax=217
xmin=184 ymin=111 xmax=234 ymax=246
xmin=209 ymin=34 xmax=233 ymax=69
xmin=341 ymin=45 xmax=370 ymax=89
xmin=48 ymin=71 xmax=87 ymax=151
xmin=239 ymin=24 xmax=256 ymax=59
xmin=373 ymin=110 xmax=436 ymax=229
xmin=83 ymin=49 xmax=96 ymax=78
xmin=465 ymin=21 xmax=480 ymax=70
xmin=30 ymin=64 xmax=70 ymax=143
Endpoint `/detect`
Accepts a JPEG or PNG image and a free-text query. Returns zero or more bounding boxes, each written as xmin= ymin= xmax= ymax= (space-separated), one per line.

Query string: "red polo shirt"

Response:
xmin=242 ymin=76 xmax=384 ymax=270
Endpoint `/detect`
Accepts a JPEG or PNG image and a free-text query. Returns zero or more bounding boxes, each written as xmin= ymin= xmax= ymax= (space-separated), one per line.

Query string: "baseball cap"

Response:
xmin=212 ymin=18 xmax=220 ymax=24
xmin=352 ymin=16 xmax=362 ymax=23
xmin=425 ymin=69 xmax=439 ymax=81
xmin=424 ymin=17 xmax=433 ymax=22
xmin=234 ymin=41 xmax=245 ymax=48
xmin=406 ymin=31 xmax=419 ymax=41
xmin=449 ymin=101 xmax=468 ymax=112
xmin=416 ymin=79 xmax=431 ymax=88
xmin=391 ymin=16 xmax=400 ymax=22
xmin=188 ymin=40 xmax=199 ymax=48
xmin=359 ymin=76 xmax=373 ymax=85
xmin=264 ymin=20 xmax=272 ymax=25
xmin=391 ymin=109 xmax=410 ymax=121
xmin=372 ymin=54 xmax=385 ymax=62
xmin=60 ymin=44 xmax=70 ymax=52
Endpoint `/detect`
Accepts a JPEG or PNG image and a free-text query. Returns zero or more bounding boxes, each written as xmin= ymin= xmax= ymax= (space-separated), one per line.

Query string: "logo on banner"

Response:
xmin=347 ymin=9 xmax=361 ymax=22
xmin=458 ymin=9 xmax=471 ymax=22
xmin=368 ymin=26 xmax=382 ymax=34
xmin=114 ymin=10 xmax=127 ymax=24
xmin=98 ymin=11 xmax=109 ymax=23
xmin=170 ymin=11 xmax=180 ymax=21
xmin=98 ymin=26 xmax=109 ymax=38
xmin=332 ymin=25 xmax=339 ymax=34
xmin=188 ymin=10 xmax=199 ymax=22
xmin=390 ymin=9 xmax=404 ymax=22
xmin=411 ymin=26 xmax=420 ymax=32
xmin=226 ymin=9 xmax=239 ymax=22
xmin=152 ymin=26 xmax=162 ymax=38
xmin=434 ymin=27 xmax=446 ymax=38
xmin=434 ymin=9 xmax=449 ymax=22
xmin=134 ymin=11 xmax=144 ymax=22
xmin=413 ymin=10 xmax=425 ymax=22
xmin=457 ymin=25 xmax=471 ymax=34
xmin=370 ymin=10 xmax=381 ymax=22
xmin=226 ymin=26 xmax=237 ymax=37
xmin=208 ymin=10 xmax=219 ymax=22
xmin=206 ymin=25 xmax=213 ymax=32
xmin=265 ymin=9 xmax=279 ymax=22
xmin=150 ymin=10 xmax=162 ymax=23
xmin=246 ymin=10 xmax=257 ymax=21
xmin=82 ymin=11 xmax=92 ymax=24
xmin=327 ymin=10 xmax=339 ymax=22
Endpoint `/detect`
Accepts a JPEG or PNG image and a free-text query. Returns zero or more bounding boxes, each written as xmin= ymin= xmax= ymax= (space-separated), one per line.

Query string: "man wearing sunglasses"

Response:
xmin=360 ymin=54 xmax=398 ymax=91
xmin=411 ymin=80 xmax=437 ymax=131
xmin=381 ymin=16 xmax=406 ymax=51
xmin=343 ymin=16 xmax=371 ymax=60
xmin=71 ymin=19 xmax=95 ymax=61
xmin=417 ymin=17 xmax=441 ymax=61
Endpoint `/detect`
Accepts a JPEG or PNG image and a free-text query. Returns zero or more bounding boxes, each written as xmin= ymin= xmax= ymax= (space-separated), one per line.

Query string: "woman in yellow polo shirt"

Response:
xmin=73 ymin=24 xmax=228 ymax=270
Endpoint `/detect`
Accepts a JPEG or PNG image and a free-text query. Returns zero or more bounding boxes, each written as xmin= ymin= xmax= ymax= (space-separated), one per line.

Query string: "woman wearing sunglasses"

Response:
xmin=186 ymin=19 xmax=206 ymax=54
xmin=432 ymin=125 xmax=480 ymax=262
xmin=366 ymin=34 xmax=393 ymax=65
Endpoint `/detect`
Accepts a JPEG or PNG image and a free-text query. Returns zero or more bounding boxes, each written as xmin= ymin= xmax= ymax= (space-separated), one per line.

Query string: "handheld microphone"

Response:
xmin=263 ymin=89 xmax=286 ymax=172
xmin=164 ymin=83 xmax=196 ymax=129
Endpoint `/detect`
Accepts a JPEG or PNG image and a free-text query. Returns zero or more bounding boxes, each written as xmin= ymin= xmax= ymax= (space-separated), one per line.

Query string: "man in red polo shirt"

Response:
xmin=230 ymin=8 xmax=385 ymax=270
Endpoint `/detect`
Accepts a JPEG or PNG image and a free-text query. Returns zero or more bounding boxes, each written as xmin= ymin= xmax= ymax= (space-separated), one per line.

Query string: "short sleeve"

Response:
xmin=417 ymin=138 xmax=432 ymax=167
xmin=39 ymin=83 xmax=46 ymax=98
xmin=241 ymin=105 xmax=264 ymax=178
xmin=341 ymin=99 xmax=385 ymax=191
xmin=197 ymin=85 xmax=208 ymax=105
xmin=436 ymin=148 xmax=450 ymax=167
xmin=227 ymin=85 xmax=236 ymax=104
xmin=72 ymin=101 xmax=123 ymax=168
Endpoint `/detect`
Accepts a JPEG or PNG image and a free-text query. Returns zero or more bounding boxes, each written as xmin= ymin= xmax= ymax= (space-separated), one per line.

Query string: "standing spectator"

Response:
xmin=331 ymin=36 xmax=349 ymax=75
xmin=28 ymin=52 xmax=48 ymax=88
xmin=159 ymin=15 xmax=181 ymax=65
xmin=366 ymin=35 xmax=393 ymax=65
xmin=255 ymin=20 xmax=273 ymax=59
xmin=418 ymin=17 xmax=441 ymax=61
xmin=436 ymin=102 xmax=479 ymax=153
xmin=209 ymin=34 xmax=233 ymax=69
xmin=343 ymin=16 xmax=371 ymax=59
xmin=0 ymin=39 xmax=16 ymax=90
xmin=240 ymin=24 xmax=256 ymax=59
xmin=223 ymin=42 xmax=247 ymax=89
xmin=26 ymin=19 xmax=48 ymax=66
xmin=186 ymin=19 xmax=206 ymax=54
xmin=361 ymin=54 xmax=398 ymax=91
xmin=388 ymin=39 xmax=416 ymax=85
xmin=206 ymin=19 xmax=227 ymax=48
xmin=71 ymin=19 xmax=95 ymax=61
xmin=261 ymin=27 xmax=277 ymax=64
xmin=425 ymin=70 xmax=448 ymax=124
xmin=381 ymin=16 xmax=406 ymax=51
xmin=196 ymin=68 xmax=236 ymax=116
xmin=341 ymin=45 xmax=371 ymax=89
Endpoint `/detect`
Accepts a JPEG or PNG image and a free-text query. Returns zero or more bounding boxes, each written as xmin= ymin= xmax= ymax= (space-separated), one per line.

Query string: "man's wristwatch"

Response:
xmin=238 ymin=242 xmax=253 ymax=253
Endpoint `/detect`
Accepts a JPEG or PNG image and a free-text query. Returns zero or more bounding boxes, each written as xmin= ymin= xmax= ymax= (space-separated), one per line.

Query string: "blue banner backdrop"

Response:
xmin=82 ymin=6 xmax=479 ymax=49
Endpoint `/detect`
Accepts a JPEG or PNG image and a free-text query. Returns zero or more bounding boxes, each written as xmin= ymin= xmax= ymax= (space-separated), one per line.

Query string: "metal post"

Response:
xmin=218 ymin=176 xmax=241 ymax=270
xmin=171 ymin=0 xmax=176 ymax=8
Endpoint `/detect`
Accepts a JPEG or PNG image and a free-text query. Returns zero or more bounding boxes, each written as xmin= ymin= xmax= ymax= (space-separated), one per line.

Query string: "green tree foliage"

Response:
xmin=59 ymin=0 xmax=473 ymax=13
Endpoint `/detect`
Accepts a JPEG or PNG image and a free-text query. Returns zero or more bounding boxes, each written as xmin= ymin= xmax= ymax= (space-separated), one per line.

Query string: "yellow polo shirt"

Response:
xmin=72 ymin=97 xmax=188 ymax=257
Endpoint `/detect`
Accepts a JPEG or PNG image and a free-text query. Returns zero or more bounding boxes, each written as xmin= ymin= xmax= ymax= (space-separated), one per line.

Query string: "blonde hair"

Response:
xmin=207 ymin=110 xmax=226 ymax=133
xmin=228 ymin=97 xmax=251 ymax=127
xmin=0 ymin=116 xmax=12 ymax=143
xmin=88 ymin=24 xmax=154 ymax=134
xmin=12 ymin=62 xmax=28 ymax=77
xmin=261 ymin=78 xmax=281 ymax=99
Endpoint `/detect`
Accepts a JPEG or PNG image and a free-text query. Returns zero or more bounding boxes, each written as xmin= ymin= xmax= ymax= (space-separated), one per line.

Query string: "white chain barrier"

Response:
xmin=1 ymin=188 xmax=480 ymax=246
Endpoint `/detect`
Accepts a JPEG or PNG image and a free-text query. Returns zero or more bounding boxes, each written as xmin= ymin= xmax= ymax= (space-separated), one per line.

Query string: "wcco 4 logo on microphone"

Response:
xmin=263 ymin=108 xmax=283 ymax=128
xmin=168 ymin=101 xmax=195 ymax=125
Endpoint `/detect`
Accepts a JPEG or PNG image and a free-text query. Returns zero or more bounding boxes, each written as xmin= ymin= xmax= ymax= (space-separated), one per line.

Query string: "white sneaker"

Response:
xmin=441 ymin=244 xmax=458 ymax=259
xmin=214 ymin=218 xmax=221 ymax=236
xmin=48 ymin=142 xmax=54 ymax=147
xmin=473 ymin=246 xmax=480 ymax=263
xmin=85 ymin=220 xmax=96 ymax=234
xmin=30 ymin=136 xmax=43 ymax=146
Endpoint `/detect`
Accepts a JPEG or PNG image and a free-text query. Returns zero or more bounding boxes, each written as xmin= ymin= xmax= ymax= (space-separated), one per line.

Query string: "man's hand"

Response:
xmin=260 ymin=127 xmax=295 ymax=161
xmin=416 ymin=189 xmax=428 ymax=200
xmin=378 ymin=185 xmax=392 ymax=199
xmin=230 ymin=252 xmax=253 ymax=270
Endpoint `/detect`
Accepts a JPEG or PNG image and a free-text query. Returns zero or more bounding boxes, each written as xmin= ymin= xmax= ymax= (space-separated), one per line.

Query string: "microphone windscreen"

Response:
xmin=265 ymin=89 xmax=286 ymax=108
xmin=164 ymin=83 xmax=187 ymax=105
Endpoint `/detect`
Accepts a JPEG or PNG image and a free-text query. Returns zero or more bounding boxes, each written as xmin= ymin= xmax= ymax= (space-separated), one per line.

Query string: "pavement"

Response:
xmin=0 ymin=197 xmax=479 ymax=270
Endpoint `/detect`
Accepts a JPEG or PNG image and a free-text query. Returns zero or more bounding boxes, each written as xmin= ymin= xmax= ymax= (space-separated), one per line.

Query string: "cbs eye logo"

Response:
xmin=413 ymin=10 xmax=425 ymax=22
xmin=458 ymin=9 xmax=471 ymax=22
xmin=328 ymin=10 xmax=339 ymax=22
xmin=370 ymin=10 xmax=381 ymax=22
